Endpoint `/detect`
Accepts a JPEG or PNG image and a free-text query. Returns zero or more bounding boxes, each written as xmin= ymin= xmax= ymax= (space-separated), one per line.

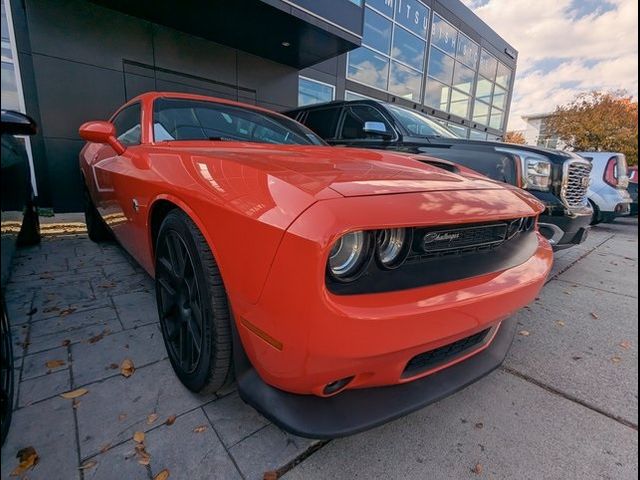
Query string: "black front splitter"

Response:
xmin=235 ymin=317 xmax=518 ymax=439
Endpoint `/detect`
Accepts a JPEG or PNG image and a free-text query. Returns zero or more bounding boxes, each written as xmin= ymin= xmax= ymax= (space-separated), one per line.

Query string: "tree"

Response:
xmin=546 ymin=90 xmax=638 ymax=165
xmin=503 ymin=131 xmax=526 ymax=144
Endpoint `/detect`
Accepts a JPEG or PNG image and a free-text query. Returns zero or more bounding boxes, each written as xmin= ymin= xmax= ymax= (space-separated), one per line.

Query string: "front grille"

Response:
xmin=562 ymin=160 xmax=592 ymax=208
xmin=402 ymin=328 xmax=492 ymax=378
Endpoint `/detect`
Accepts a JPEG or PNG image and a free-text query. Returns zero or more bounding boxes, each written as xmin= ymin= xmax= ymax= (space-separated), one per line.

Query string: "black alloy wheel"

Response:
xmin=0 ymin=301 xmax=14 ymax=446
xmin=155 ymin=210 xmax=232 ymax=393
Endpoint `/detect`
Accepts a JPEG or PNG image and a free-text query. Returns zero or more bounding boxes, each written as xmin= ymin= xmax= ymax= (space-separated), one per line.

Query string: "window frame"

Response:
xmin=335 ymin=103 xmax=399 ymax=143
xmin=298 ymin=76 xmax=336 ymax=107
xmin=111 ymin=102 xmax=142 ymax=147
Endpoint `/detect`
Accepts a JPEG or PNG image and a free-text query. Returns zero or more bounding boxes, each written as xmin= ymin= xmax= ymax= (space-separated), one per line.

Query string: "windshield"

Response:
xmin=386 ymin=104 xmax=457 ymax=138
xmin=153 ymin=98 xmax=325 ymax=145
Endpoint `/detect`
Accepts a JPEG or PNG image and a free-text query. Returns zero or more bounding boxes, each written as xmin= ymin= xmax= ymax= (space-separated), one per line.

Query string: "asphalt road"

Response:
xmin=284 ymin=218 xmax=638 ymax=480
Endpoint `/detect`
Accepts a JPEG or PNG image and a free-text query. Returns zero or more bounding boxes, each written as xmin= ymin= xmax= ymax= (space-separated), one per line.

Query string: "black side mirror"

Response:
xmin=1 ymin=110 xmax=38 ymax=136
xmin=363 ymin=121 xmax=393 ymax=139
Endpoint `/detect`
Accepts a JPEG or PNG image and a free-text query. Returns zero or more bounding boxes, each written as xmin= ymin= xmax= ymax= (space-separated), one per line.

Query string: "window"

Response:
xmin=152 ymin=98 xmax=324 ymax=145
xmin=112 ymin=103 xmax=142 ymax=146
xmin=496 ymin=62 xmax=512 ymax=89
xmin=1 ymin=0 xmax=20 ymax=111
xmin=386 ymin=104 xmax=456 ymax=138
xmin=469 ymin=129 xmax=488 ymax=140
xmin=471 ymin=48 xmax=512 ymax=127
xmin=345 ymin=90 xmax=375 ymax=101
xmin=347 ymin=0 xmax=429 ymax=102
xmin=446 ymin=123 xmax=468 ymax=139
xmin=479 ymin=50 xmax=498 ymax=81
xmin=301 ymin=108 xmax=340 ymax=139
xmin=424 ymin=78 xmax=450 ymax=110
xmin=427 ymin=48 xmax=454 ymax=84
xmin=431 ymin=14 xmax=457 ymax=56
xmin=339 ymin=105 xmax=392 ymax=140
xmin=472 ymin=100 xmax=490 ymax=125
xmin=298 ymin=77 xmax=334 ymax=106
xmin=456 ymin=33 xmax=479 ymax=68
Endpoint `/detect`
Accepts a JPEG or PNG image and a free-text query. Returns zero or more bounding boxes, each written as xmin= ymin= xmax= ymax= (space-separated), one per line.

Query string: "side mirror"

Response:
xmin=363 ymin=121 xmax=392 ymax=138
xmin=79 ymin=121 xmax=125 ymax=154
xmin=1 ymin=110 xmax=37 ymax=136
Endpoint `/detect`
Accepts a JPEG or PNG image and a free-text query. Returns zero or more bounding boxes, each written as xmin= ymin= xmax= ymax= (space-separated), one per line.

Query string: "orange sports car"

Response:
xmin=79 ymin=92 xmax=552 ymax=438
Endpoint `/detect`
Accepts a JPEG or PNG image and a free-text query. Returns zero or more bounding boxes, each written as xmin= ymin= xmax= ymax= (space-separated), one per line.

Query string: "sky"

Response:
xmin=462 ymin=0 xmax=638 ymax=131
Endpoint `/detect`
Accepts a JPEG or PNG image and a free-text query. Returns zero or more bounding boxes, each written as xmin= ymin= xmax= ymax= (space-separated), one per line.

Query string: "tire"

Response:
xmin=589 ymin=200 xmax=602 ymax=226
xmin=155 ymin=210 xmax=232 ymax=394
xmin=84 ymin=188 xmax=112 ymax=242
xmin=0 ymin=299 xmax=14 ymax=446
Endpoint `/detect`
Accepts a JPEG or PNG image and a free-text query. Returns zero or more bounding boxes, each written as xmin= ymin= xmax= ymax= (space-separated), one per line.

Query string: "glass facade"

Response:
xmin=346 ymin=0 xmax=514 ymax=137
xmin=298 ymin=77 xmax=335 ymax=106
xmin=1 ymin=0 xmax=20 ymax=110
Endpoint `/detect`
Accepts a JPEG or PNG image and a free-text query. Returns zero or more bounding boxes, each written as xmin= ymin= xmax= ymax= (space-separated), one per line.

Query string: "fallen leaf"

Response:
xmin=62 ymin=339 xmax=71 ymax=347
xmin=518 ymin=330 xmax=530 ymax=337
xmin=474 ymin=422 xmax=484 ymax=429
xmin=61 ymin=388 xmax=88 ymax=399
xmin=571 ymin=356 xmax=582 ymax=361
xmin=133 ymin=431 xmax=145 ymax=444
xmin=147 ymin=413 xmax=159 ymax=425
xmin=590 ymin=312 xmax=599 ymax=320
xmin=45 ymin=359 xmax=66 ymax=369
xmin=263 ymin=471 xmax=278 ymax=480
xmin=99 ymin=443 xmax=111 ymax=453
xmin=154 ymin=469 xmax=170 ymax=480
xmin=120 ymin=358 xmax=135 ymax=378
xmin=556 ymin=321 xmax=565 ymax=327
xmin=135 ymin=444 xmax=151 ymax=465
xmin=79 ymin=460 xmax=97 ymax=470
xmin=472 ymin=463 xmax=483 ymax=475
xmin=88 ymin=330 xmax=108 ymax=344
xmin=11 ymin=446 xmax=39 ymax=476
xmin=193 ymin=425 xmax=207 ymax=433
xmin=563 ymin=291 xmax=571 ymax=295
xmin=165 ymin=415 xmax=177 ymax=426
xmin=108 ymin=363 xmax=119 ymax=370
xmin=59 ymin=307 xmax=76 ymax=317
xmin=118 ymin=413 xmax=127 ymax=421
xmin=611 ymin=356 xmax=622 ymax=364
xmin=619 ymin=340 xmax=632 ymax=350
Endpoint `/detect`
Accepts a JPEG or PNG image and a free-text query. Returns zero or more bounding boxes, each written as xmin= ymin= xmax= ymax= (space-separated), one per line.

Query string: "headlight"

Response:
xmin=328 ymin=231 xmax=372 ymax=281
xmin=523 ymin=157 xmax=551 ymax=191
xmin=376 ymin=228 xmax=412 ymax=269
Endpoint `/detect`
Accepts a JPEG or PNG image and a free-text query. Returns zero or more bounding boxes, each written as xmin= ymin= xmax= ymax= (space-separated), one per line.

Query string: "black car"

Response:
xmin=628 ymin=167 xmax=638 ymax=216
xmin=287 ymin=100 xmax=592 ymax=250
xmin=1 ymin=109 xmax=40 ymax=445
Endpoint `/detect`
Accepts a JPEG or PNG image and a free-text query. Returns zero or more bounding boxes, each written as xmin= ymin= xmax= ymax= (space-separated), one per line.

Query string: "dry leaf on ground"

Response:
xmin=611 ymin=356 xmax=622 ymax=364
xmin=120 ymin=358 xmax=135 ymax=378
xmin=99 ymin=443 xmax=111 ymax=453
xmin=11 ymin=446 xmax=39 ymax=476
xmin=133 ymin=431 xmax=145 ymax=444
xmin=518 ymin=330 xmax=530 ymax=337
xmin=79 ymin=460 xmax=97 ymax=470
xmin=61 ymin=339 xmax=71 ymax=347
xmin=108 ymin=363 xmax=119 ymax=370
xmin=193 ymin=425 xmax=207 ymax=433
xmin=61 ymin=388 xmax=88 ymax=399
xmin=59 ymin=307 xmax=76 ymax=317
xmin=45 ymin=359 xmax=66 ymax=369
xmin=590 ymin=312 xmax=599 ymax=320
xmin=475 ymin=422 xmax=484 ymax=429
xmin=619 ymin=340 xmax=632 ymax=350
xmin=147 ymin=413 xmax=159 ymax=425
xmin=556 ymin=321 xmax=565 ymax=327
xmin=472 ymin=463 xmax=483 ymax=475
xmin=154 ymin=469 xmax=170 ymax=480
xmin=135 ymin=445 xmax=151 ymax=465
xmin=263 ymin=471 xmax=278 ymax=480
xmin=118 ymin=413 xmax=127 ymax=421
xmin=165 ymin=415 xmax=177 ymax=426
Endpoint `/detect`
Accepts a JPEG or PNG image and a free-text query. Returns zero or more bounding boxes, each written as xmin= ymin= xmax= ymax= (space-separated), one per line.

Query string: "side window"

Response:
xmin=301 ymin=108 xmax=340 ymax=139
xmin=338 ymin=105 xmax=392 ymax=140
xmin=112 ymin=103 xmax=141 ymax=146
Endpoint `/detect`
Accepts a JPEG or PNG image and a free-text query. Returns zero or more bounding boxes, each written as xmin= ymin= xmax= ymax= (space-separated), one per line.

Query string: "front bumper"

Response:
xmin=530 ymin=191 xmax=591 ymax=250
xmin=236 ymin=316 xmax=518 ymax=439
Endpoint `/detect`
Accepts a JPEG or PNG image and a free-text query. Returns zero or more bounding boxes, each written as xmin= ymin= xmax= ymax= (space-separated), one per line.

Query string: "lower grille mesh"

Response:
xmin=402 ymin=328 xmax=491 ymax=378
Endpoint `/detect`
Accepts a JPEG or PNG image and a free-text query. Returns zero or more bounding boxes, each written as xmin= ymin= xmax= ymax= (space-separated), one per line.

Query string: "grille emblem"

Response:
xmin=423 ymin=232 xmax=461 ymax=245
xmin=581 ymin=176 xmax=590 ymax=188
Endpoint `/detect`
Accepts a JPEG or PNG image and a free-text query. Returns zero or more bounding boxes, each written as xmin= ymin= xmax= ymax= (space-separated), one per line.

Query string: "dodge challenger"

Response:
xmin=79 ymin=92 xmax=552 ymax=438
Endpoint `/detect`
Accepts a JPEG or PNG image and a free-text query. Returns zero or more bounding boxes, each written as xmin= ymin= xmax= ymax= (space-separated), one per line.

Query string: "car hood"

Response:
xmin=154 ymin=142 xmax=505 ymax=198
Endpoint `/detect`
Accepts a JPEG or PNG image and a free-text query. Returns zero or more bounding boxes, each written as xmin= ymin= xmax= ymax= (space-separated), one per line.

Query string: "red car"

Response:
xmin=79 ymin=92 xmax=552 ymax=438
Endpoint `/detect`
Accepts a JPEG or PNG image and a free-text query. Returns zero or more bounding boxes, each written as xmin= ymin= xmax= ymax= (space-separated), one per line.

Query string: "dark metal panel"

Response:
xmin=31 ymin=54 xmax=126 ymax=139
xmin=25 ymin=0 xmax=154 ymax=72
xmin=41 ymin=138 xmax=86 ymax=212
xmin=237 ymin=51 xmax=298 ymax=110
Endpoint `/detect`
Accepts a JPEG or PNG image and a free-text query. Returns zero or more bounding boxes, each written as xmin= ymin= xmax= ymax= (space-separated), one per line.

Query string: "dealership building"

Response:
xmin=2 ymin=0 xmax=517 ymax=212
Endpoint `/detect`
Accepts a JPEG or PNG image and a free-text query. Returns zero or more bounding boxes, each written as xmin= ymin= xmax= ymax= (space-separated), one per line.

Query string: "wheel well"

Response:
xmin=149 ymin=200 xmax=178 ymax=254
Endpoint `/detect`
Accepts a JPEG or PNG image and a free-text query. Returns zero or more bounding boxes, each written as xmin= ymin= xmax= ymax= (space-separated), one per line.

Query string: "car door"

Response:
xmin=330 ymin=104 xmax=398 ymax=150
xmin=90 ymin=102 xmax=144 ymax=256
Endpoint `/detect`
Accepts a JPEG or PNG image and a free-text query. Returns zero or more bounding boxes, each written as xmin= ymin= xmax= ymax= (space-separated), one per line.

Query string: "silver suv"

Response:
xmin=576 ymin=152 xmax=632 ymax=224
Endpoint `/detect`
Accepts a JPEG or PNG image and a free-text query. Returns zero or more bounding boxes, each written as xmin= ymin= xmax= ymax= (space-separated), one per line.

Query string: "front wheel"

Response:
xmin=155 ymin=210 xmax=232 ymax=394
xmin=589 ymin=200 xmax=602 ymax=226
xmin=84 ymin=187 xmax=112 ymax=243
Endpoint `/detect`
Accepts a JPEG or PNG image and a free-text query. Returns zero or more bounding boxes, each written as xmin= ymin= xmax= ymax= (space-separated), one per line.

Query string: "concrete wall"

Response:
xmin=13 ymin=0 xmax=298 ymax=212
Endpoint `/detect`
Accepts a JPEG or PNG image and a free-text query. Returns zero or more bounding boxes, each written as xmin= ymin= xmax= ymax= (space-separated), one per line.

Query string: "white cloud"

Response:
xmin=462 ymin=0 xmax=638 ymax=130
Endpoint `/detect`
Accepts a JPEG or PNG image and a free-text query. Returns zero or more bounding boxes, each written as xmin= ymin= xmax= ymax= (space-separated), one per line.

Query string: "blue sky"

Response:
xmin=462 ymin=0 xmax=638 ymax=130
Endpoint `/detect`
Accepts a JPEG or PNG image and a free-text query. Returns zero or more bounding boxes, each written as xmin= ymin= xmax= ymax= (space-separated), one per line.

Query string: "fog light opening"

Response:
xmin=323 ymin=376 xmax=354 ymax=396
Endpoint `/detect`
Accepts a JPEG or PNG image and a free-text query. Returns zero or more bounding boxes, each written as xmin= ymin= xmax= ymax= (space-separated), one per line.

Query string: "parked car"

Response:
xmin=78 ymin=92 xmax=552 ymax=438
xmin=286 ymin=100 xmax=593 ymax=250
xmin=1 ymin=109 xmax=40 ymax=445
xmin=626 ymin=166 xmax=637 ymax=216
xmin=575 ymin=152 xmax=632 ymax=224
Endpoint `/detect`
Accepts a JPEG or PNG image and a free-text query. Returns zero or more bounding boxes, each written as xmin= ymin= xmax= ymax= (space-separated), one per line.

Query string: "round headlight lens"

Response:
xmin=328 ymin=231 xmax=371 ymax=280
xmin=376 ymin=228 xmax=410 ymax=269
